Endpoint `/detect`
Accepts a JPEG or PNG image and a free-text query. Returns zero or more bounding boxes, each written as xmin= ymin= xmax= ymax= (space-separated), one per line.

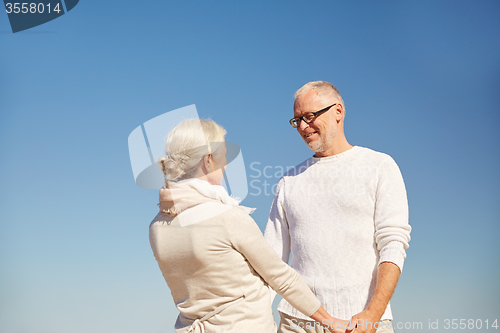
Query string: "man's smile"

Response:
xmin=304 ymin=131 xmax=318 ymax=140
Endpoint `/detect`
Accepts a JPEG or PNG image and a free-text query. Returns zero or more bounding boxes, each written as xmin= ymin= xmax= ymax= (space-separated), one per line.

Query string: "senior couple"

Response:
xmin=149 ymin=81 xmax=412 ymax=333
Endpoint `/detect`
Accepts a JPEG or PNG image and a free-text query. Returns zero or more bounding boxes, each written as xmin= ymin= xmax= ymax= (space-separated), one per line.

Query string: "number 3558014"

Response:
xmin=5 ymin=3 xmax=62 ymax=14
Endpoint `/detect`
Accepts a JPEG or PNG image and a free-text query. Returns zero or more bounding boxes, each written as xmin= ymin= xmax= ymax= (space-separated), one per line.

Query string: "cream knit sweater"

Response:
xmin=264 ymin=146 xmax=411 ymax=321
xmin=150 ymin=201 xmax=321 ymax=333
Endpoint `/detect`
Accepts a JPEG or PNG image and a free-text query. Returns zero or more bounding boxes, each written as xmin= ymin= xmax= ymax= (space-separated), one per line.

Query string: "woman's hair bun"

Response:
xmin=158 ymin=154 xmax=189 ymax=181
xmin=157 ymin=119 xmax=227 ymax=182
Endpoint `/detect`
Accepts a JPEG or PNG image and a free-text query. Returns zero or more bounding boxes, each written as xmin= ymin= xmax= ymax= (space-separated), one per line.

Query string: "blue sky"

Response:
xmin=1 ymin=1 xmax=499 ymax=332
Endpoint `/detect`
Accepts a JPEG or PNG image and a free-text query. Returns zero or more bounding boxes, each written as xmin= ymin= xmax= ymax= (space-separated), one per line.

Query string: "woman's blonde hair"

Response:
xmin=157 ymin=119 xmax=226 ymax=181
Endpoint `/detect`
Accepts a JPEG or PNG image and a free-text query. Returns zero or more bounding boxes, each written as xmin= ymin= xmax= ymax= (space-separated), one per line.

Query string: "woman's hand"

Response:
xmin=325 ymin=319 xmax=353 ymax=333
xmin=310 ymin=306 xmax=353 ymax=333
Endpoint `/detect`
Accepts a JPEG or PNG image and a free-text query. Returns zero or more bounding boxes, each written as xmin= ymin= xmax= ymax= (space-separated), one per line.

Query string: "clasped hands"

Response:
xmin=325 ymin=310 xmax=381 ymax=333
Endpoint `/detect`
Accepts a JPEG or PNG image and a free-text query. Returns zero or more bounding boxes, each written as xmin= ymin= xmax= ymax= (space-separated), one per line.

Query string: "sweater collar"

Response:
xmin=311 ymin=146 xmax=360 ymax=163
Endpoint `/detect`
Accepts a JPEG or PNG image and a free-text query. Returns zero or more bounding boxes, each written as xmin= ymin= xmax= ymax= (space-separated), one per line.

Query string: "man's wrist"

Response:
xmin=363 ymin=306 xmax=383 ymax=323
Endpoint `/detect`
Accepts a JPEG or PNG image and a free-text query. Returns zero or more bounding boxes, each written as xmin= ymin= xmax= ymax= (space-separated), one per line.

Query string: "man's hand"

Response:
xmin=322 ymin=319 xmax=353 ymax=333
xmin=347 ymin=262 xmax=401 ymax=333
xmin=311 ymin=306 xmax=353 ymax=333
xmin=348 ymin=309 xmax=380 ymax=333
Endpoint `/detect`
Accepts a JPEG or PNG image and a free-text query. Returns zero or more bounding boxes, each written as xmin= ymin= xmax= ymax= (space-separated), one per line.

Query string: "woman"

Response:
xmin=149 ymin=119 xmax=347 ymax=333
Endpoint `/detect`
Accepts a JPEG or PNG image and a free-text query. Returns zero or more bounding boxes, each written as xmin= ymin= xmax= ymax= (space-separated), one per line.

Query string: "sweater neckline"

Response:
xmin=311 ymin=146 xmax=360 ymax=163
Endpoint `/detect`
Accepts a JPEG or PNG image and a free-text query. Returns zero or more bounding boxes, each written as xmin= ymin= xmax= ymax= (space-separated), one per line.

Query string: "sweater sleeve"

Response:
xmin=226 ymin=209 xmax=321 ymax=318
xmin=263 ymin=179 xmax=291 ymax=303
xmin=263 ymin=178 xmax=291 ymax=263
xmin=374 ymin=156 xmax=412 ymax=271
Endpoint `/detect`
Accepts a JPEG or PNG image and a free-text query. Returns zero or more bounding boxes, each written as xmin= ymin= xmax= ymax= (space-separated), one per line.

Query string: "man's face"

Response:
xmin=293 ymin=89 xmax=338 ymax=156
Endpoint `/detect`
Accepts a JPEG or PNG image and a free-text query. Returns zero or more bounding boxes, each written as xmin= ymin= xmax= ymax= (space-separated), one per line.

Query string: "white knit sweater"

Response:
xmin=264 ymin=146 xmax=411 ymax=321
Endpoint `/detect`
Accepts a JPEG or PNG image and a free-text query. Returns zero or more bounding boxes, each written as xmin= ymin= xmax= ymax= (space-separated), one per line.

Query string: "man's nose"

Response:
xmin=298 ymin=118 xmax=310 ymax=131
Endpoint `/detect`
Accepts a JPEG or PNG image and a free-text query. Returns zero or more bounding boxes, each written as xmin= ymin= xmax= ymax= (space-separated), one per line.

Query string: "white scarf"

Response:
xmin=159 ymin=178 xmax=255 ymax=217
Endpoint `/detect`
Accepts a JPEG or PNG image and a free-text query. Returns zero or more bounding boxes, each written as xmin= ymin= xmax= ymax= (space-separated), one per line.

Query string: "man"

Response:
xmin=264 ymin=81 xmax=411 ymax=333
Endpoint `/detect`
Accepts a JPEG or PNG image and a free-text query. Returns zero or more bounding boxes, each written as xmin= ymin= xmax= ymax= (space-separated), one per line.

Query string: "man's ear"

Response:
xmin=335 ymin=103 xmax=345 ymax=122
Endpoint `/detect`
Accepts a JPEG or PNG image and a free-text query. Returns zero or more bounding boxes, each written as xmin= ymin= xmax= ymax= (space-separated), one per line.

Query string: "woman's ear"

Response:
xmin=200 ymin=154 xmax=210 ymax=174
xmin=202 ymin=154 xmax=215 ymax=173
xmin=208 ymin=154 xmax=215 ymax=172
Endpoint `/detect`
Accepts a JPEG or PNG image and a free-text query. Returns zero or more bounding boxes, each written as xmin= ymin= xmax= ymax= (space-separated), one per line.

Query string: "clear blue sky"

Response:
xmin=1 ymin=1 xmax=499 ymax=332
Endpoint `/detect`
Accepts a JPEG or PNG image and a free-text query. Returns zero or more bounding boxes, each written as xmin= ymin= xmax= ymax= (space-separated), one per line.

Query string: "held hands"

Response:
xmin=347 ymin=309 xmax=381 ymax=333
xmin=312 ymin=306 xmax=385 ymax=333
xmin=323 ymin=318 xmax=353 ymax=333
xmin=310 ymin=306 xmax=353 ymax=333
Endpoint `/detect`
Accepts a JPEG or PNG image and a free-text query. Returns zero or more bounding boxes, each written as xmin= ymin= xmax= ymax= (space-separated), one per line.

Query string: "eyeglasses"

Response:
xmin=289 ymin=103 xmax=337 ymax=128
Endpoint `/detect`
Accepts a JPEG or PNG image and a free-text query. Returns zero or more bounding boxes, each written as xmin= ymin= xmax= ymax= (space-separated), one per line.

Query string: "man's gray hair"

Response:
xmin=294 ymin=81 xmax=345 ymax=107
